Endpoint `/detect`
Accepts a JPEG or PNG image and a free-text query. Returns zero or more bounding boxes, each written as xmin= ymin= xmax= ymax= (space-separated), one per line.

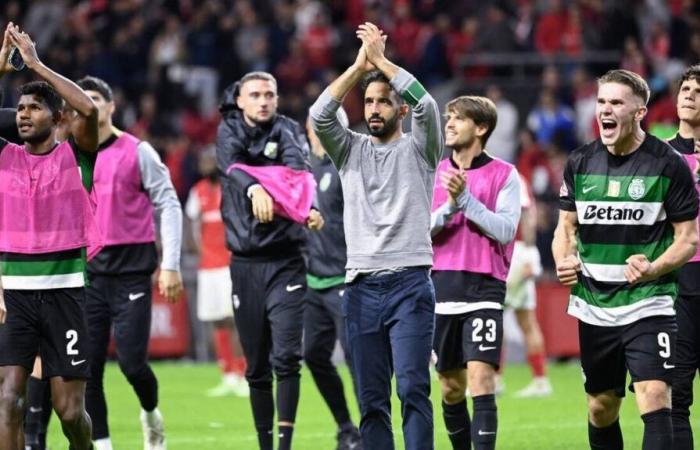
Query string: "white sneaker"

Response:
xmin=140 ymin=408 xmax=166 ymax=450
xmin=206 ymin=374 xmax=249 ymax=397
xmin=514 ymin=377 xmax=553 ymax=398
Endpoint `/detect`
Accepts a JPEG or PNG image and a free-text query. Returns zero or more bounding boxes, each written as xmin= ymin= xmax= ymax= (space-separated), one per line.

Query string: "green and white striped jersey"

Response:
xmin=559 ymin=134 xmax=698 ymax=326
xmin=0 ymin=138 xmax=96 ymax=290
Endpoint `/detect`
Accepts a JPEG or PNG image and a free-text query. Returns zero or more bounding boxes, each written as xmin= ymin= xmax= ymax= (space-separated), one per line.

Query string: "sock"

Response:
xmin=127 ymin=366 xmax=158 ymax=412
xmin=93 ymin=437 xmax=113 ymax=450
xmin=276 ymin=377 xmax=301 ymax=424
xmin=24 ymin=376 xmax=48 ymax=445
xmin=671 ymin=410 xmax=693 ymax=450
xmin=233 ymin=356 xmax=248 ymax=377
xmin=527 ymin=352 xmax=547 ymax=377
xmin=588 ymin=418 xmax=623 ymax=450
xmin=213 ymin=328 xmax=237 ymax=374
xmin=641 ymin=408 xmax=672 ymax=450
xmin=143 ymin=408 xmax=162 ymax=426
xmin=471 ymin=394 xmax=497 ymax=450
xmin=250 ymin=387 xmax=274 ymax=450
xmin=442 ymin=400 xmax=471 ymax=450
xmin=278 ymin=425 xmax=294 ymax=450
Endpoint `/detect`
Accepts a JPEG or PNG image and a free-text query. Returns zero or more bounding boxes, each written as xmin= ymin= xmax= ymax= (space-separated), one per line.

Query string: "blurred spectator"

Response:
xmin=417 ymin=14 xmax=452 ymax=86
xmin=527 ymin=89 xmax=576 ymax=151
xmin=476 ymin=4 xmax=516 ymax=54
xmin=571 ymin=66 xmax=597 ymax=144
xmin=620 ymin=37 xmax=649 ymax=78
xmin=389 ymin=0 xmax=423 ymax=70
xmin=300 ymin=7 xmax=337 ymax=73
xmin=486 ymin=84 xmax=519 ymax=163
xmin=184 ymin=5 xmax=221 ymax=114
xmin=534 ymin=0 xmax=568 ymax=55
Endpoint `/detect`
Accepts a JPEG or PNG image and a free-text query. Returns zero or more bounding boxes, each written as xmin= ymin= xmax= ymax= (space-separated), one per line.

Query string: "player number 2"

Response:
xmin=657 ymin=332 xmax=671 ymax=358
xmin=472 ymin=318 xmax=497 ymax=343
xmin=66 ymin=329 xmax=79 ymax=356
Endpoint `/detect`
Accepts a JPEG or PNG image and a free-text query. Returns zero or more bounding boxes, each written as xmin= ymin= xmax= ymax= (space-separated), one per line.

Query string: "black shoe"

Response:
xmin=336 ymin=426 xmax=362 ymax=450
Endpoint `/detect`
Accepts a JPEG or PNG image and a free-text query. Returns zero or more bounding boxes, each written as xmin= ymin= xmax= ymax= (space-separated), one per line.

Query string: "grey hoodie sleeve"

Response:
xmin=137 ymin=141 xmax=183 ymax=271
xmin=389 ymin=69 xmax=443 ymax=169
xmin=309 ymin=90 xmax=356 ymax=170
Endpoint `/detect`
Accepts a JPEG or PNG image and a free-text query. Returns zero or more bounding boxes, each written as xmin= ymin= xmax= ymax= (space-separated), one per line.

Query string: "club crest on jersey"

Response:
xmin=319 ymin=172 xmax=332 ymax=192
xmin=264 ymin=142 xmax=278 ymax=159
xmin=627 ymin=178 xmax=646 ymax=200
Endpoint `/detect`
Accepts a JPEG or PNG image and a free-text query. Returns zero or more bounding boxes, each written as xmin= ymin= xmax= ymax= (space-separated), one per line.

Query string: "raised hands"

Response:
xmin=356 ymin=22 xmax=387 ymax=67
xmin=6 ymin=23 xmax=39 ymax=70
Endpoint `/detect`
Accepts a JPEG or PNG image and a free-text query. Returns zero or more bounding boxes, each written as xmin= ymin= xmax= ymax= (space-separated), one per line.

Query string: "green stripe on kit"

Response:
xmin=578 ymin=236 xmax=674 ymax=265
xmin=574 ymin=174 xmax=669 ymax=203
xmin=572 ymin=281 xmax=677 ymax=309
xmin=306 ymin=274 xmax=345 ymax=290
xmin=0 ymin=257 xmax=85 ymax=276
xmin=401 ymin=81 xmax=427 ymax=106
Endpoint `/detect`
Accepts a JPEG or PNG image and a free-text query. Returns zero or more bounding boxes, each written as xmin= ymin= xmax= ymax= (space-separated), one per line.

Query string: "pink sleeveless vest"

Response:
xmin=0 ymin=141 xmax=95 ymax=253
xmin=682 ymin=153 xmax=700 ymax=263
xmin=93 ymin=132 xmax=155 ymax=246
xmin=432 ymin=156 xmax=516 ymax=281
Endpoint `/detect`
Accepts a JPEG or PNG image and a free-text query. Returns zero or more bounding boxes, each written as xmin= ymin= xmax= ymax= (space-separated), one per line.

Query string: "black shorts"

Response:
xmin=433 ymin=309 xmax=503 ymax=372
xmin=0 ymin=288 xmax=90 ymax=379
xmin=579 ymin=315 xmax=677 ymax=397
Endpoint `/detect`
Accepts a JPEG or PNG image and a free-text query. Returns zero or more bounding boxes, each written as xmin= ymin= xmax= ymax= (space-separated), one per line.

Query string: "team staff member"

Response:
xmin=310 ymin=23 xmax=442 ymax=450
xmin=0 ymin=23 xmax=98 ymax=450
xmin=553 ymin=69 xmax=698 ymax=450
xmin=303 ymin=110 xmax=361 ymax=450
xmin=668 ymin=64 xmax=700 ymax=450
xmin=430 ymin=96 xmax=520 ymax=450
xmin=217 ymin=71 xmax=323 ymax=450
xmin=75 ymin=76 xmax=183 ymax=450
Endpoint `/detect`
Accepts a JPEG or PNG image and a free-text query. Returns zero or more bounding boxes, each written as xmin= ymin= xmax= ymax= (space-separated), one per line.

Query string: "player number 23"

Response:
xmin=472 ymin=318 xmax=497 ymax=343
xmin=66 ymin=329 xmax=79 ymax=356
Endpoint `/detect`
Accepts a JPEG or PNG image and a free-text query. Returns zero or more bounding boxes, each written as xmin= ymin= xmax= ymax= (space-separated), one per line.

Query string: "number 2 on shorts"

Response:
xmin=66 ymin=329 xmax=79 ymax=355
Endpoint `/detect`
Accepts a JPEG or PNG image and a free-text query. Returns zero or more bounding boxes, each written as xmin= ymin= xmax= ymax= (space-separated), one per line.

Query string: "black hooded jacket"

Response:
xmin=216 ymin=87 xmax=311 ymax=260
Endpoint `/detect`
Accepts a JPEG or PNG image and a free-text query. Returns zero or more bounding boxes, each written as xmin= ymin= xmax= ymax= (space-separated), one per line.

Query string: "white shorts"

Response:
xmin=196 ymin=267 xmax=234 ymax=321
xmin=505 ymin=241 xmax=541 ymax=311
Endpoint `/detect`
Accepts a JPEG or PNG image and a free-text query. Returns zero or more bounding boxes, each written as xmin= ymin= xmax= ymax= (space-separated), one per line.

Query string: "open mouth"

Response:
xmin=600 ymin=119 xmax=617 ymax=137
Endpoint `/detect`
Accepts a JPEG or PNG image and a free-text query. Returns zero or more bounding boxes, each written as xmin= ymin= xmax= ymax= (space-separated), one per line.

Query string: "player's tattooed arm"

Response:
xmin=552 ymin=210 xmax=580 ymax=286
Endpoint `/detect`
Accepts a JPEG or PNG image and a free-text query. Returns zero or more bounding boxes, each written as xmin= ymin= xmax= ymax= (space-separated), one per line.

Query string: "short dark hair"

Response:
xmin=239 ymin=71 xmax=277 ymax=92
xmin=360 ymin=71 xmax=403 ymax=104
xmin=445 ymin=95 xmax=498 ymax=146
xmin=680 ymin=64 xmax=700 ymax=84
xmin=598 ymin=69 xmax=650 ymax=105
xmin=18 ymin=81 xmax=64 ymax=114
xmin=77 ymin=76 xmax=113 ymax=102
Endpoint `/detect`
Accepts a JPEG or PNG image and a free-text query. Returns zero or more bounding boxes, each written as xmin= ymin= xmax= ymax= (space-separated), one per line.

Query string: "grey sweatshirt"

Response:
xmin=309 ymin=68 xmax=443 ymax=273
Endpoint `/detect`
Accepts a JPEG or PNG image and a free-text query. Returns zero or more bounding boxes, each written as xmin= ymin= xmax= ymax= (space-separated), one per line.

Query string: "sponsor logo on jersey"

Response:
xmin=628 ymin=178 xmax=646 ymax=200
xmin=583 ymin=204 xmax=644 ymax=221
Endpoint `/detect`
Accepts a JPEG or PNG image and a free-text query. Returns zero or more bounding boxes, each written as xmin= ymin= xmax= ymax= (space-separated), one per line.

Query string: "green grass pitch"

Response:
xmin=46 ymin=361 xmax=699 ymax=449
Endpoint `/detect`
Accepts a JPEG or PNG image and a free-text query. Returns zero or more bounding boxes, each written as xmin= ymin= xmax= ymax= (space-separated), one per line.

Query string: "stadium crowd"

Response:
xmin=2 ymin=0 xmax=700 ymax=274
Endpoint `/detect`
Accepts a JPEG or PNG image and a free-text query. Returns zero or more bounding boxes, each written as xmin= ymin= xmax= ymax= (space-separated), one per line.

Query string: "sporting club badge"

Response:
xmin=263 ymin=142 xmax=278 ymax=159
xmin=627 ymin=178 xmax=646 ymax=200
xmin=319 ymin=172 xmax=332 ymax=192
